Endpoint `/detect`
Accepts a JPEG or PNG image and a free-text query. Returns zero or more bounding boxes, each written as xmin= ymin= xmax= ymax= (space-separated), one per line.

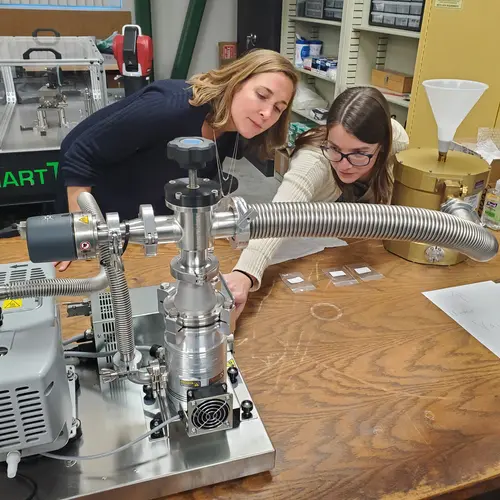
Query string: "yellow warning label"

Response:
xmin=180 ymin=379 xmax=201 ymax=388
xmin=227 ymin=358 xmax=236 ymax=368
xmin=79 ymin=216 xmax=89 ymax=224
xmin=2 ymin=299 xmax=23 ymax=309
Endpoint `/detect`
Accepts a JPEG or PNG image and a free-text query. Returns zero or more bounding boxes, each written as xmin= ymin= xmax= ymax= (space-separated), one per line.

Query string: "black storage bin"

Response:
xmin=369 ymin=0 xmax=425 ymax=32
xmin=305 ymin=0 xmax=324 ymax=18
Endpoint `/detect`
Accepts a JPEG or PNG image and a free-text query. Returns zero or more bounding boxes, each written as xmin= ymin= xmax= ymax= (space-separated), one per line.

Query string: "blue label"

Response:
xmin=181 ymin=138 xmax=203 ymax=145
xmin=474 ymin=180 xmax=485 ymax=190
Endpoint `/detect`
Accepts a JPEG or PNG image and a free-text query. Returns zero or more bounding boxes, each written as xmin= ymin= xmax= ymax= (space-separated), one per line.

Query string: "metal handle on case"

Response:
xmin=32 ymin=28 xmax=61 ymax=38
xmin=22 ymin=47 xmax=62 ymax=60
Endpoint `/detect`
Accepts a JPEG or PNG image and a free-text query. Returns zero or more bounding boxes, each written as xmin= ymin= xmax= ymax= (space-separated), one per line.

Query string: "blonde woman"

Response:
xmin=55 ymin=48 xmax=298 ymax=271
xmin=225 ymin=86 xmax=410 ymax=319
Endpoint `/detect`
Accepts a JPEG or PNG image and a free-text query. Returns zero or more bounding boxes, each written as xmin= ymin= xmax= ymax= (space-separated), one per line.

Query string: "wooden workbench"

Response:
xmin=2 ymin=235 xmax=500 ymax=500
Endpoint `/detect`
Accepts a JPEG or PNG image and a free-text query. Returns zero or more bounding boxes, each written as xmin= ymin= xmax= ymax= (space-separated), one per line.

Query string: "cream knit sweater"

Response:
xmin=234 ymin=119 xmax=409 ymax=290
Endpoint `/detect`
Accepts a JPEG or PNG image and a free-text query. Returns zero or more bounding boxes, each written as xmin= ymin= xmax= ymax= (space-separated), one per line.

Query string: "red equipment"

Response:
xmin=113 ymin=24 xmax=153 ymax=96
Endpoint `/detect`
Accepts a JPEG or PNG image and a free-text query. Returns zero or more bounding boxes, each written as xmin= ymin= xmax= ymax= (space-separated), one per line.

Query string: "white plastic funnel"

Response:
xmin=423 ymin=79 xmax=488 ymax=154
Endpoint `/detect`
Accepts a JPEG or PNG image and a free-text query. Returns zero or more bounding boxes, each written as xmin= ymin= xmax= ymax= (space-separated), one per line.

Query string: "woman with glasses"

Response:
xmin=225 ymin=86 xmax=409 ymax=319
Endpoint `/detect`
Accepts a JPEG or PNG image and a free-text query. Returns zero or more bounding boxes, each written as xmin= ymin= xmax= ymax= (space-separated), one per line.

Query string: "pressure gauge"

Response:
xmin=425 ymin=245 xmax=445 ymax=263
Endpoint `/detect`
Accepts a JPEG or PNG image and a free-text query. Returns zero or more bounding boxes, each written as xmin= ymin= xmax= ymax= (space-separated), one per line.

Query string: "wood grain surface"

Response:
xmin=2 ymin=236 xmax=500 ymax=500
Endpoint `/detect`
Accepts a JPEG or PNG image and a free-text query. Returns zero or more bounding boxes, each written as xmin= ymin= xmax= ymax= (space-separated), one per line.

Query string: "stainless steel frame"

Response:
xmin=0 ymin=66 xmax=16 ymax=149
xmin=7 ymin=286 xmax=275 ymax=500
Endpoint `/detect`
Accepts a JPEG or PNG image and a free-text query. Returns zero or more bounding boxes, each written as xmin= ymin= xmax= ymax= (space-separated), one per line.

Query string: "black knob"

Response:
xmin=227 ymin=366 xmax=239 ymax=385
xmin=241 ymin=400 xmax=253 ymax=420
xmin=150 ymin=413 xmax=164 ymax=439
xmin=142 ymin=385 xmax=155 ymax=405
xmin=149 ymin=344 xmax=162 ymax=359
xmin=167 ymin=137 xmax=216 ymax=170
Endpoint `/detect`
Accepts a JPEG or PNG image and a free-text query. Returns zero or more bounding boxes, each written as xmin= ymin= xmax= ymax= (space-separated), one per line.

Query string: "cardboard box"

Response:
xmin=274 ymin=148 xmax=292 ymax=181
xmin=218 ymin=42 xmax=237 ymax=68
xmin=371 ymin=68 xmax=413 ymax=94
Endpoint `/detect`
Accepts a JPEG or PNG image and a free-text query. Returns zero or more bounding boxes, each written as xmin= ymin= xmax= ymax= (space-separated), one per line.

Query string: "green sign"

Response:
xmin=0 ymin=162 xmax=59 ymax=188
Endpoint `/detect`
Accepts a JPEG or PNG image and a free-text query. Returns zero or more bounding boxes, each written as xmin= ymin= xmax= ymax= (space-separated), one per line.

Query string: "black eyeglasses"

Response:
xmin=320 ymin=142 xmax=377 ymax=167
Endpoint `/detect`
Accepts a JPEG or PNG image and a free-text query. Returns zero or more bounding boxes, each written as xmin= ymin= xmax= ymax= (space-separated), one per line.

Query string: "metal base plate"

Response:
xmin=2 ymin=286 xmax=275 ymax=500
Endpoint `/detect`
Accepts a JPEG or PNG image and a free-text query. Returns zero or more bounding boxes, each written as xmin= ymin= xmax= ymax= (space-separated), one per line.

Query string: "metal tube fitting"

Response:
xmin=441 ymin=198 xmax=482 ymax=225
xmin=211 ymin=211 xmax=238 ymax=237
xmin=127 ymin=216 xmax=182 ymax=245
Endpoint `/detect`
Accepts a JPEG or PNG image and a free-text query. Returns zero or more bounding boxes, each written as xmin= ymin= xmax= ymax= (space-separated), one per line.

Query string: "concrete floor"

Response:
xmin=223 ymin=156 xmax=280 ymax=203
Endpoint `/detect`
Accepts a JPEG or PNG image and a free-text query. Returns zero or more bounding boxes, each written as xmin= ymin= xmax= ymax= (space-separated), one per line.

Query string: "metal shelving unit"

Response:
xmin=290 ymin=15 xmax=342 ymax=27
xmin=281 ymin=0 xmax=423 ymax=126
xmin=337 ymin=0 xmax=420 ymax=124
xmin=281 ymin=1 xmax=341 ymax=125
xmin=295 ymin=66 xmax=336 ymax=83
xmin=292 ymin=107 xmax=326 ymax=125
xmin=354 ymin=24 xmax=420 ymax=39
xmin=370 ymin=86 xmax=410 ymax=108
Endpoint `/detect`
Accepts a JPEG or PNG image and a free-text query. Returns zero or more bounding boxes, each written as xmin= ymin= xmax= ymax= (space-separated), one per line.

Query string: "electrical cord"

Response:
xmin=63 ymin=345 xmax=152 ymax=358
xmin=63 ymin=332 xmax=89 ymax=346
xmin=64 ymin=350 xmax=114 ymax=359
xmin=41 ymin=414 xmax=180 ymax=462
xmin=1 ymin=466 xmax=38 ymax=500
xmin=122 ymin=221 xmax=130 ymax=254
xmin=15 ymin=473 xmax=38 ymax=500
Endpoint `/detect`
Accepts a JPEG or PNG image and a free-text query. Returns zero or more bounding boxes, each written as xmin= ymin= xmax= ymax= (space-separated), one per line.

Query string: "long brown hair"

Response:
xmin=188 ymin=49 xmax=298 ymax=159
xmin=294 ymin=86 xmax=393 ymax=203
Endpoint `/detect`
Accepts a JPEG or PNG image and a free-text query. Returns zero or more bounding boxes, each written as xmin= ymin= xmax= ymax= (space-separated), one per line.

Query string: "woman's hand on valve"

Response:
xmin=223 ymin=271 xmax=254 ymax=321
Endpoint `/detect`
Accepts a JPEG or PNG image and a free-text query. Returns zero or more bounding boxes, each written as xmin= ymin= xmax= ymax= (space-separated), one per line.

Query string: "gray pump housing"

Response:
xmin=0 ymin=262 xmax=73 ymax=461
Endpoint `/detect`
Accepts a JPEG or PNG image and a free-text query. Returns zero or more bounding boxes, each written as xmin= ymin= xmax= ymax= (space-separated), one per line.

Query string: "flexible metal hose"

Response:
xmin=0 ymin=269 xmax=108 ymax=300
xmin=248 ymin=202 xmax=498 ymax=262
xmin=78 ymin=192 xmax=135 ymax=364
xmin=0 ymin=192 xmax=111 ymax=301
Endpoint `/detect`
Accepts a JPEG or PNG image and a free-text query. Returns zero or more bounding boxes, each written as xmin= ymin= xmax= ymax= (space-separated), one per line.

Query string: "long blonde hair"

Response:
xmin=188 ymin=49 xmax=298 ymax=159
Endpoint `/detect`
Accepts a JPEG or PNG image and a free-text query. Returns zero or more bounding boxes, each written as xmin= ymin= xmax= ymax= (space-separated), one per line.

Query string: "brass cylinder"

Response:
xmin=384 ymin=148 xmax=490 ymax=265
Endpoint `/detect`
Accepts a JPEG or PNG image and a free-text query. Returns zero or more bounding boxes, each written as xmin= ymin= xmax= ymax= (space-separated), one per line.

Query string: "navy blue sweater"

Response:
xmin=58 ymin=79 xmax=240 ymax=220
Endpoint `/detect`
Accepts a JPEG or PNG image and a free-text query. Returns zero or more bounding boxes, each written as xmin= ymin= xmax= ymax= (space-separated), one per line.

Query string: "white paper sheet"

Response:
xmin=269 ymin=237 xmax=348 ymax=265
xmin=423 ymin=281 xmax=500 ymax=357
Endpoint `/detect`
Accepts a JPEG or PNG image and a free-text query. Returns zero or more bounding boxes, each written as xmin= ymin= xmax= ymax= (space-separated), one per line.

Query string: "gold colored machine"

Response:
xmin=384 ymin=79 xmax=491 ymax=265
xmin=385 ymin=148 xmax=490 ymax=265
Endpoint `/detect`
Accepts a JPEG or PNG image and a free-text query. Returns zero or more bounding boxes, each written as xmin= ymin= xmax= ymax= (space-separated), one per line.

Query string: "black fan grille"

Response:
xmin=191 ymin=398 xmax=229 ymax=430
